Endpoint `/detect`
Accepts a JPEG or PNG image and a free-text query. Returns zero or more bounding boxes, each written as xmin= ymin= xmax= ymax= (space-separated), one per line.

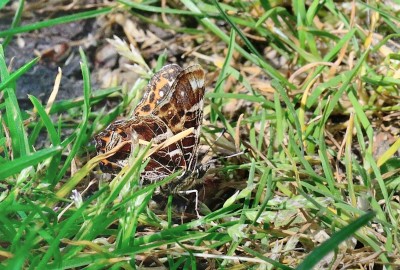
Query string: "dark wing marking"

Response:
xmin=134 ymin=64 xmax=182 ymax=116
xmin=152 ymin=64 xmax=205 ymax=172
xmin=95 ymin=115 xmax=186 ymax=181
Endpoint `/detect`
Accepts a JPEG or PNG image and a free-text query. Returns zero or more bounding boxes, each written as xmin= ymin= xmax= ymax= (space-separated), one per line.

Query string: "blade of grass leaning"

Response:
xmin=253 ymin=120 xmax=277 ymax=221
xmin=37 ymin=188 xmax=106 ymax=269
xmin=0 ymin=146 xmax=62 ymax=179
xmin=362 ymin=72 xmax=400 ymax=86
xmin=306 ymin=72 xmax=344 ymax=109
xmin=28 ymin=67 xmax=62 ymax=146
xmin=256 ymin=109 xmax=267 ymax=152
xmin=29 ymin=95 xmax=63 ymax=185
xmin=296 ymin=211 xmax=375 ymax=270
xmin=2 ymin=0 xmax=24 ymax=48
xmin=0 ymin=57 xmax=40 ymax=91
xmin=273 ymin=91 xmax=284 ymax=152
xmin=222 ymin=160 xmax=255 ymax=267
xmin=248 ymin=110 xmax=258 ymax=151
xmin=117 ymin=0 xmax=201 ymax=15
xmin=0 ymin=45 xmax=31 ymax=158
xmin=115 ymin=231 xmax=211 ymax=257
xmin=301 ymin=28 xmax=357 ymax=94
xmin=293 ymin=1 xmax=306 ymax=55
xmin=366 ymin=152 xmax=396 ymax=232
xmin=255 ymin=6 xmax=287 ymax=28
xmin=272 ymin=79 xmax=305 ymax=154
xmin=193 ymin=0 xmax=238 ymax=15
xmin=49 ymin=86 xmax=121 ymax=114
xmin=209 ymin=103 xmax=235 ymax=139
xmin=55 ymin=48 xmax=92 ymax=184
xmin=372 ymin=33 xmax=400 ymax=53
xmin=62 ymin=164 xmax=183 ymax=259
xmin=212 ymin=0 xmax=262 ymax=60
xmin=287 ymin=129 xmax=323 ymax=182
xmin=8 ymin=199 xmax=58 ymax=266
xmin=298 ymin=74 xmax=319 ymax=134
xmin=320 ymin=49 xmax=369 ymax=133
xmin=28 ymin=96 xmax=60 ymax=146
xmin=119 ymin=190 xmax=154 ymax=249
xmin=53 ymin=150 xmax=99 ymax=199
xmin=206 ymin=92 xmax=274 ymax=107
xmin=28 ymin=117 xmax=44 ymax=147
xmin=6 ymin=223 xmax=38 ymax=269
xmin=376 ymin=138 xmax=400 ymax=168
xmin=211 ymin=0 xmax=292 ymax=86
xmin=208 ymin=64 xmax=262 ymax=97
xmin=58 ymin=189 xmax=120 ymax=260
xmin=344 ymin=113 xmax=356 ymax=208
xmin=358 ymin=1 xmax=400 ymax=22
xmin=318 ymin=132 xmax=340 ymax=198
xmin=252 ymin=166 xmax=273 ymax=221
xmin=0 ymin=0 xmax=10 ymax=9
xmin=0 ymin=7 xmax=113 ymax=38
xmin=243 ymin=246 xmax=295 ymax=270
xmin=303 ymin=1 xmax=319 ymax=56
xmin=347 ymin=87 xmax=374 ymax=155
xmin=210 ymin=29 xmax=235 ymax=122
xmin=181 ymin=0 xmax=291 ymax=87
xmin=107 ymin=145 xmax=153 ymax=249
xmin=127 ymin=11 xmax=203 ymax=35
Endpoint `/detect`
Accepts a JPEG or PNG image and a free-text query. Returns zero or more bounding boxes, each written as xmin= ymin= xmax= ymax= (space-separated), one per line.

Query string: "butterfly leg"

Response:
xmin=178 ymin=189 xmax=200 ymax=218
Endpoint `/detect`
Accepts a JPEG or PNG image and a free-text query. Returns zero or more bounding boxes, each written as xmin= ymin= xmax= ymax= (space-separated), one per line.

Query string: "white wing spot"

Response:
xmin=168 ymin=149 xmax=182 ymax=157
xmin=159 ymin=90 xmax=164 ymax=97
xmin=189 ymin=78 xmax=198 ymax=90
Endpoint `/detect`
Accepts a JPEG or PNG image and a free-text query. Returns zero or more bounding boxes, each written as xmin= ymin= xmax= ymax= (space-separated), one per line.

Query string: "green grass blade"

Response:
xmin=28 ymin=95 xmax=60 ymax=146
xmin=272 ymin=79 xmax=305 ymax=154
xmin=117 ymin=0 xmax=200 ymax=15
xmin=0 ymin=7 xmax=113 ymax=38
xmin=212 ymin=0 xmax=262 ymax=60
xmin=210 ymin=29 xmax=235 ymax=122
xmin=55 ymin=48 xmax=92 ymax=183
xmin=2 ymin=0 xmax=24 ymax=48
xmin=181 ymin=0 xmax=291 ymax=87
xmin=28 ymin=95 xmax=62 ymax=185
xmin=0 ymin=57 xmax=39 ymax=91
xmin=296 ymin=211 xmax=375 ymax=270
xmin=0 ymin=45 xmax=32 ymax=158
xmin=243 ymin=246 xmax=294 ymax=270
xmin=0 ymin=0 xmax=11 ymax=9
xmin=0 ymin=146 xmax=62 ymax=179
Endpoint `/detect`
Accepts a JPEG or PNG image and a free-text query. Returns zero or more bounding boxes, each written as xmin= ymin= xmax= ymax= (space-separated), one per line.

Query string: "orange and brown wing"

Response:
xmin=95 ymin=115 xmax=186 ymax=182
xmin=94 ymin=120 xmax=133 ymax=173
xmin=134 ymin=64 xmax=182 ymax=116
xmin=152 ymin=64 xmax=205 ymax=172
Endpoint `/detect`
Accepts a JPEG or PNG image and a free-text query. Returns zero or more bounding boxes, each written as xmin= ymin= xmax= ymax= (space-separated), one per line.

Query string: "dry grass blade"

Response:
xmin=144 ymin=127 xmax=194 ymax=159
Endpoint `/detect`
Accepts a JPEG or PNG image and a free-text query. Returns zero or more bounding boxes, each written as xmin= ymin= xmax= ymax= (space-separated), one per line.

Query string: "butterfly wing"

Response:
xmin=134 ymin=64 xmax=183 ymax=116
xmin=152 ymin=65 xmax=205 ymax=172
xmin=95 ymin=115 xmax=186 ymax=182
xmin=95 ymin=119 xmax=135 ymax=172
xmin=95 ymin=64 xmax=205 ymax=188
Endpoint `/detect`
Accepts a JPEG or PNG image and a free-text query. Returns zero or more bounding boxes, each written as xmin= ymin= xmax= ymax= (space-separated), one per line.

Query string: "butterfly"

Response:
xmin=94 ymin=64 xmax=205 ymax=193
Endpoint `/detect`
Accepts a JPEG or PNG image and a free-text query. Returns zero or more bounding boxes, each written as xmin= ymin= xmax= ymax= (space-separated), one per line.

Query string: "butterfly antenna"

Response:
xmin=201 ymin=127 xmax=226 ymax=158
xmin=198 ymin=127 xmax=246 ymax=176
